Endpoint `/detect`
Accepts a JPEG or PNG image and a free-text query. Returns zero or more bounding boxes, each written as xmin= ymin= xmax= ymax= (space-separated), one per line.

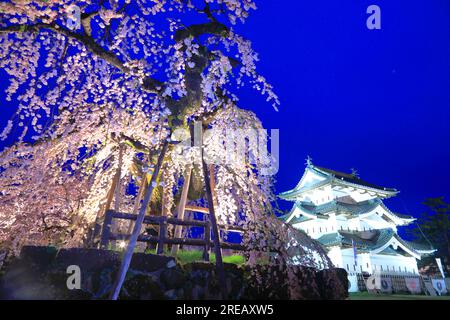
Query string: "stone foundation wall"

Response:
xmin=0 ymin=246 xmax=348 ymax=300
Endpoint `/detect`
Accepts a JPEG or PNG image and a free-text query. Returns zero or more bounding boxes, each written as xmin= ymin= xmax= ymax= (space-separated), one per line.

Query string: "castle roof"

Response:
xmin=313 ymin=165 xmax=397 ymax=193
xmin=298 ymin=198 xmax=381 ymax=216
xmin=316 ymin=229 xmax=435 ymax=258
xmin=282 ymin=198 xmax=415 ymax=225
xmin=279 ymin=163 xmax=398 ymax=201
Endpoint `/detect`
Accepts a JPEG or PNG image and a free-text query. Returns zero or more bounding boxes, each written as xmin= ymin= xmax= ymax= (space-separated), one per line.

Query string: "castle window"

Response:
xmin=367 ymin=263 xmax=369 ymax=268
xmin=405 ymin=267 xmax=407 ymax=272
xmin=380 ymin=265 xmax=383 ymax=271
xmin=346 ymin=264 xmax=349 ymax=271
xmin=319 ymin=227 xmax=322 ymax=232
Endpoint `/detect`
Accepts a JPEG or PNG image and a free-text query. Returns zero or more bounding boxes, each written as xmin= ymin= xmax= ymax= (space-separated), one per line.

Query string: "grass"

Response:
xmin=144 ymin=248 xmax=245 ymax=265
xmin=175 ymin=250 xmax=245 ymax=265
xmin=349 ymin=292 xmax=450 ymax=300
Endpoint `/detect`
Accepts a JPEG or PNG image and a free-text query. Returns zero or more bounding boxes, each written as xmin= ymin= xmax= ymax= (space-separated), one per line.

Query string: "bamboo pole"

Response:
xmin=126 ymin=176 xmax=148 ymax=235
xmin=109 ymin=140 xmax=169 ymax=300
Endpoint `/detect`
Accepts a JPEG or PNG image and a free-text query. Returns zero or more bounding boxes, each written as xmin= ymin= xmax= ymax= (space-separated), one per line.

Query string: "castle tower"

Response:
xmin=279 ymin=159 xmax=435 ymax=292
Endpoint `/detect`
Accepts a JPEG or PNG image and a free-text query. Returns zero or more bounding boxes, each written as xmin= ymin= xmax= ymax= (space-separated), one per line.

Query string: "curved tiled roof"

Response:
xmin=278 ymin=213 xmax=291 ymax=222
xmin=297 ymin=198 xmax=381 ymax=217
xmin=316 ymin=232 xmax=343 ymax=246
xmin=284 ymin=198 xmax=414 ymax=224
xmin=316 ymin=228 xmax=435 ymax=256
xmin=279 ymin=164 xmax=398 ymax=201
xmin=312 ymin=165 xmax=398 ymax=193
xmin=288 ymin=215 xmax=312 ymax=224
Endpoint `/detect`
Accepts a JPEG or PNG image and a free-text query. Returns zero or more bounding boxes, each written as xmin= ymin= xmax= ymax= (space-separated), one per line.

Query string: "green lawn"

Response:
xmin=144 ymin=248 xmax=245 ymax=265
xmin=174 ymin=249 xmax=245 ymax=265
xmin=349 ymin=292 xmax=450 ymax=300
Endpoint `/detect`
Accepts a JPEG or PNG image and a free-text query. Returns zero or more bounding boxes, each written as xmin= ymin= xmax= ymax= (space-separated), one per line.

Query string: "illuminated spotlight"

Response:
xmin=119 ymin=241 xmax=127 ymax=249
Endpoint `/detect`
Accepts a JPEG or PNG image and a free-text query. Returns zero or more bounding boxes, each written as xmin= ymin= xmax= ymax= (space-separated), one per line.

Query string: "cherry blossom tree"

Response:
xmin=0 ymin=0 xmax=338 ymax=299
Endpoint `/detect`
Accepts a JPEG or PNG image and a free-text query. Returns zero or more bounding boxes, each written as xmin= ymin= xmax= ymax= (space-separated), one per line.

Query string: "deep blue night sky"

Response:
xmin=1 ymin=1 xmax=449 ymax=221
xmin=234 ymin=0 xmax=450 ymax=217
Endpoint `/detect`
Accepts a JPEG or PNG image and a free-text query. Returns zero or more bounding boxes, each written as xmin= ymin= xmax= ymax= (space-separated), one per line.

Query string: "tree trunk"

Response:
xmin=444 ymin=231 xmax=450 ymax=273
xmin=199 ymin=122 xmax=227 ymax=299
xmin=171 ymin=168 xmax=192 ymax=255
xmin=202 ymin=157 xmax=227 ymax=299
xmin=88 ymin=148 xmax=122 ymax=247
xmin=109 ymin=140 xmax=169 ymax=300
xmin=110 ymin=143 xmax=124 ymax=249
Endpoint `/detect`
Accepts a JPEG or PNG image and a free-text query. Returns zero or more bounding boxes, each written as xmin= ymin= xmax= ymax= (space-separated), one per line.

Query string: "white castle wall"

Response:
xmin=326 ymin=247 xmax=419 ymax=292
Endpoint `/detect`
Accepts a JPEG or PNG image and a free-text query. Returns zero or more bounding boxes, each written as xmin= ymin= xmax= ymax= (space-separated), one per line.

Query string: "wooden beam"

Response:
xmin=156 ymin=216 xmax=167 ymax=254
xmin=108 ymin=233 xmax=246 ymax=251
xmin=110 ymin=211 xmax=209 ymax=227
xmin=184 ymin=205 xmax=210 ymax=214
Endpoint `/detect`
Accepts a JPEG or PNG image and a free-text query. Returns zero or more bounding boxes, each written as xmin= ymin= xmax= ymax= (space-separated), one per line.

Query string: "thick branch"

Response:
xmin=0 ymin=23 xmax=164 ymax=93
xmin=1 ymin=20 xmax=237 ymax=118
xmin=174 ymin=21 xmax=229 ymax=42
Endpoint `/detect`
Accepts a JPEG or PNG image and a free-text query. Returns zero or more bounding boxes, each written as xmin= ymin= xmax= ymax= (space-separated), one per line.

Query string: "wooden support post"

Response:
xmin=88 ymin=160 xmax=121 ymax=247
xmin=203 ymin=220 xmax=211 ymax=262
xmin=114 ymin=143 xmax=124 ymax=212
xmin=199 ymin=121 xmax=227 ymax=299
xmin=157 ymin=216 xmax=167 ymax=254
xmin=209 ymin=164 xmax=218 ymax=208
xmin=126 ymin=176 xmax=147 ymax=234
xmin=171 ymin=168 xmax=192 ymax=255
xmin=202 ymin=160 xmax=227 ymax=298
xmin=100 ymin=210 xmax=114 ymax=249
xmin=105 ymin=175 xmax=119 ymax=211
xmin=110 ymin=143 xmax=124 ymax=249
xmin=109 ymin=140 xmax=168 ymax=300
xmin=161 ymin=177 xmax=169 ymax=217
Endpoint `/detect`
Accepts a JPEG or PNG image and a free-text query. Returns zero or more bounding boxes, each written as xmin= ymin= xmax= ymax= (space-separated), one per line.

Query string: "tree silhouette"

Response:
xmin=407 ymin=197 xmax=450 ymax=271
